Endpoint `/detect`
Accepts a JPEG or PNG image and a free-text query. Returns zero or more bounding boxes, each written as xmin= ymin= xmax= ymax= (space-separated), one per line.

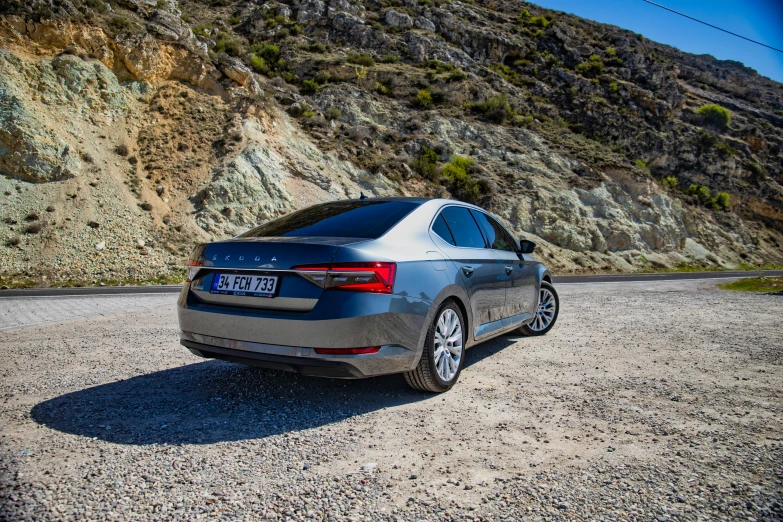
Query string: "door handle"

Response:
xmin=462 ymin=266 xmax=474 ymax=275
xmin=505 ymin=266 xmax=513 ymax=274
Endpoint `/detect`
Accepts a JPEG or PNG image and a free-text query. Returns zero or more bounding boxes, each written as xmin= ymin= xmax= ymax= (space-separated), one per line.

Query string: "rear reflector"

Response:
xmin=314 ymin=347 xmax=381 ymax=355
xmin=293 ymin=262 xmax=396 ymax=294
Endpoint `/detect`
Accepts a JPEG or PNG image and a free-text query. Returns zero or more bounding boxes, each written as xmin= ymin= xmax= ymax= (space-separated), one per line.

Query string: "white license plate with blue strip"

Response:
xmin=211 ymin=274 xmax=278 ymax=298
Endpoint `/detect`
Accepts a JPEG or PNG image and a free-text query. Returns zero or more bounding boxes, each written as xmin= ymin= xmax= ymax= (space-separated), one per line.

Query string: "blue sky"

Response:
xmin=529 ymin=0 xmax=783 ymax=82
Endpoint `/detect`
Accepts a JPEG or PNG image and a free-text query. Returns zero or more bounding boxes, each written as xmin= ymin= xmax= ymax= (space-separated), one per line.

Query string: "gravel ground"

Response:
xmin=1 ymin=280 xmax=781 ymax=521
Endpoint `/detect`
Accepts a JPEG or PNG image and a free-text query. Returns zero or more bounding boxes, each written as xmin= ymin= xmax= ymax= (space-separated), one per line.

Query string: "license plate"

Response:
xmin=211 ymin=273 xmax=278 ymax=298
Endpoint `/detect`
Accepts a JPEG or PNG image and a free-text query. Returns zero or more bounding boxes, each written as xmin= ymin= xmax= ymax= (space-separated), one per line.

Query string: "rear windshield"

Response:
xmin=240 ymin=200 xmax=420 ymax=239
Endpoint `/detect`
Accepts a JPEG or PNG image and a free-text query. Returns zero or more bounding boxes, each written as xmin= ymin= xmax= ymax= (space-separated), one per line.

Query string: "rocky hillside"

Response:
xmin=1 ymin=0 xmax=782 ymax=286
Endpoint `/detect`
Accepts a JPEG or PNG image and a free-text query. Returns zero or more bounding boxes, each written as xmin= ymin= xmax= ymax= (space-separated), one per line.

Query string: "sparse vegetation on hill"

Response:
xmin=0 ymin=0 xmax=782 ymax=286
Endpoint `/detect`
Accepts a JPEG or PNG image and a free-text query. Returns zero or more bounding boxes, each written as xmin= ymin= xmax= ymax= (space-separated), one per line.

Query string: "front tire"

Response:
xmin=404 ymin=300 xmax=465 ymax=393
xmin=518 ymin=281 xmax=559 ymax=336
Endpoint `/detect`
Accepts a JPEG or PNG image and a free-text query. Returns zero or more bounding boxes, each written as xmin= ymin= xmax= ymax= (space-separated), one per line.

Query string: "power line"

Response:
xmin=641 ymin=0 xmax=783 ymax=53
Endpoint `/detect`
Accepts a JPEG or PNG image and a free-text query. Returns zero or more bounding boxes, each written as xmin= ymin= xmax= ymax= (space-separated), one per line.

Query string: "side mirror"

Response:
xmin=519 ymin=239 xmax=536 ymax=254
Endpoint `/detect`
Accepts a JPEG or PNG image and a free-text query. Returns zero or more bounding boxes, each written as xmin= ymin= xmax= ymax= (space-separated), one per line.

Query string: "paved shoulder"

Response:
xmin=553 ymin=269 xmax=783 ymax=284
xmin=0 ymin=294 xmax=177 ymax=332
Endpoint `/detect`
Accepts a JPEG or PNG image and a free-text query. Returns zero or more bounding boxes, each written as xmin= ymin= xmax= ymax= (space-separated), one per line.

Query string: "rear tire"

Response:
xmin=518 ymin=281 xmax=559 ymax=336
xmin=404 ymin=300 xmax=465 ymax=393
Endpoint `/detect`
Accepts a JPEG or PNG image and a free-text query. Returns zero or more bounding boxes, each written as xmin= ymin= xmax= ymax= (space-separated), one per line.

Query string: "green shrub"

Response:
xmin=441 ymin=156 xmax=488 ymax=204
xmin=697 ymin=104 xmax=731 ymax=130
xmin=300 ymin=79 xmax=320 ymax=94
xmin=576 ymin=54 xmax=604 ymax=77
xmin=661 ymin=176 xmax=678 ymax=189
xmin=529 ymin=16 xmax=550 ymax=28
xmin=193 ymin=23 xmax=211 ymax=37
xmin=748 ymin=162 xmax=766 ymax=180
xmin=250 ymin=43 xmax=281 ymax=63
xmin=714 ymin=142 xmax=736 ymax=156
xmin=109 ymin=16 xmax=132 ymax=31
xmin=214 ymin=33 xmax=242 ymax=56
xmin=308 ymin=42 xmax=327 ymax=53
xmin=85 ymin=0 xmax=109 ymax=13
xmin=300 ymin=110 xmax=317 ymax=118
xmin=281 ymin=71 xmax=298 ymax=84
xmin=347 ymin=52 xmax=375 ymax=67
xmin=517 ymin=9 xmax=550 ymax=28
xmin=375 ymin=82 xmax=390 ymax=96
xmin=488 ymin=63 xmax=532 ymax=88
xmin=609 ymin=81 xmax=619 ymax=93
xmin=250 ymin=55 xmax=266 ymax=73
xmin=425 ymin=60 xmax=456 ymax=73
xmin=635 ymin=159 xmax=647 ymax=168
xmin=688 ymin=184 xmax=712 ymax=205
xmin=413 ymin=146 xmax=439 ymax=178
xmin=289 ymin=24 xmax=303 ymax=35
xmin=713 ymin=191 xmax=730 ymax=210
xmin=314 ymin=70 xmax=331 ymax=84
xmin=447 ymin=69 xmax=467 ymax=82
xmin=414 ymin=89 xmax=433 ymax=108
xmin=380 ymin=54 xmax=399 ymax=63
xmin=469 ymin=94 xmax=515 ymax=123
xmin=325 ymin=106 xmax=341 ymax=120
xmin=606 ymin=47 xmax=617 ymax=56
xmin=229 ymin=15 xmax=240 ymax=25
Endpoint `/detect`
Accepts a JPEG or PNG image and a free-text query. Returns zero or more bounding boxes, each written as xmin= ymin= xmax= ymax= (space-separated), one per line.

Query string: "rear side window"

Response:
xmin=240 ymin=201 xmax=420 ymax=239
xmin=440 ymin=206 xmax=486 ymax=248
xmin=431 ymin=214 xmax=456 ymax=245
xmin=471 ymin=210 xmax=516 ymax=251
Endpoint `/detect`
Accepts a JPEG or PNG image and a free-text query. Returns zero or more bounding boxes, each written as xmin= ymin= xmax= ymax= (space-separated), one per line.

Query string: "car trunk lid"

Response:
xmin=189 ymin=237 xmax=366 ymax=312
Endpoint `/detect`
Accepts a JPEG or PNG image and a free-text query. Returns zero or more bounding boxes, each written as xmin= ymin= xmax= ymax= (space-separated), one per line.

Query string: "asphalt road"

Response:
xmin=1 ymin=270 xmax=781 ymax=298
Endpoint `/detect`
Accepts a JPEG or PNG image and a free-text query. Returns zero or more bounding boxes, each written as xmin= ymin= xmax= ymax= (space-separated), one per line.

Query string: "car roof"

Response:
xmin=337 ymin=197 xmax=483 ymax=210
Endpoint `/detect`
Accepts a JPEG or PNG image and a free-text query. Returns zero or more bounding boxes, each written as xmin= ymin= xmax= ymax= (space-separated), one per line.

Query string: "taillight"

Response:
xmin=313 ymin=346 xmax=381 ymax=355
xmin=185 ymin=244 xmax=207 ymax=282
xmin=293 ymin=262 xmax=396 ymax=294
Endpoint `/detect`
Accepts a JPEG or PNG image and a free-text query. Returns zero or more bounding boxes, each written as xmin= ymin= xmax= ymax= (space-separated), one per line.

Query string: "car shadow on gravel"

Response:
xmin=30 ymin=360 xmax=431 ymax=446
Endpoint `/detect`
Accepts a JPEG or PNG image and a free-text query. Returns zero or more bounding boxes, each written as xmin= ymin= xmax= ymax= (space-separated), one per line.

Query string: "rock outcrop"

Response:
xmin=0 ymin=0 xmax=781 ymax=287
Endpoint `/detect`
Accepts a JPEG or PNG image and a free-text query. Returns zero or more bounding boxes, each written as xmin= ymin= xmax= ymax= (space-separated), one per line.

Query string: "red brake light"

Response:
xmin=185 ymin=244 xmax=207 ymax=282
xmin=293 ymin=262 xmax=396 ymax=294
xmin=314 ymin=347 xmax=381 ymax=355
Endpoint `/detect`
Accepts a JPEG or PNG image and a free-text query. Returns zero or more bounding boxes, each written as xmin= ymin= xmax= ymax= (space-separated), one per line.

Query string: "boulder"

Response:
xmin=216 ymin=54 xmax=262 ymax=95
xmin=146 ymin=9 xmax=192 ymax=43
xmin=297 ymin=0 xmax=326 ymax=24
xmin=414 ymin=16 xmax=435 ymax=32
xmin=384 ymin=8 xmax=413 ymax=29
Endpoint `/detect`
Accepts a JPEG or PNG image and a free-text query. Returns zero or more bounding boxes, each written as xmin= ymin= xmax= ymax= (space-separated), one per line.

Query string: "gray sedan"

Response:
xmin=178 ymin=198 xmax=558 ymax=392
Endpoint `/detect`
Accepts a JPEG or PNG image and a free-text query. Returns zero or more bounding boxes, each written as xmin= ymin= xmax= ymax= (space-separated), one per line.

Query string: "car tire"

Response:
xmin=404 ymin=300 xmax=466 ymax=393
xmin=518 ymin=281 xmax=559 ymax=336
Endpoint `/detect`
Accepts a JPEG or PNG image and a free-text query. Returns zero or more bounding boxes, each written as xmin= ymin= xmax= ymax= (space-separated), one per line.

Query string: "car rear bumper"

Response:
xmin=177 ymin=285 xmax=431 ymax=377
xmin=180 ymin=331 xmax=417 ymax=378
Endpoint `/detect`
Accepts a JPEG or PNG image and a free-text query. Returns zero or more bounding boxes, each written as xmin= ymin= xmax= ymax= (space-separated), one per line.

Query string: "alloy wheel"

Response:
xmin=433 ymin=308 xmax=463 ymax=382
xmin=529 ymin=287 xmax=557 ymax=332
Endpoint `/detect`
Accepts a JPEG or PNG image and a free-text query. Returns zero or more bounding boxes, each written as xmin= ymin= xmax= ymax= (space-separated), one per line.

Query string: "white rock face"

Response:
xmin=194 ymin=146 xmax=296 ymax=236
